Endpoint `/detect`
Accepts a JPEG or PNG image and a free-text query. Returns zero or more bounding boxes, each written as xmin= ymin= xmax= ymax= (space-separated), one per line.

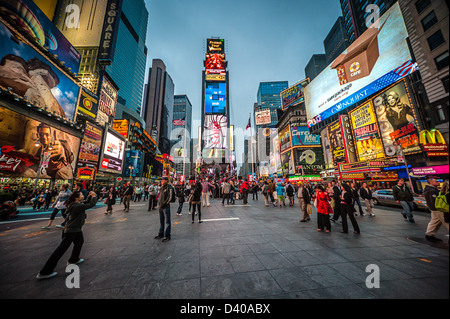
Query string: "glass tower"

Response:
xmin=256 ymin=81 xmax=289 ymax=127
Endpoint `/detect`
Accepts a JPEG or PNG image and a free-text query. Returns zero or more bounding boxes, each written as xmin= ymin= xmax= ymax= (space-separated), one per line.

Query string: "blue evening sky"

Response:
xmin=143 ymin=0 xmax=342 ymax=165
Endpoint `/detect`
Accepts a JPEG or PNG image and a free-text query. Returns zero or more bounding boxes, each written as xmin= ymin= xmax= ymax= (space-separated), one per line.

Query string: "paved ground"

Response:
xmin=0 ymin=196 xmax=448 ymax=299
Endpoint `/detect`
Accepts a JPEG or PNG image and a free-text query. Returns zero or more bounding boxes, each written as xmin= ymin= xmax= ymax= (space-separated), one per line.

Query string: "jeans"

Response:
xmin=148 ymin=195 xmax=157 ymax=211
xmin=400 ymin=201 xmax=415 ymax=221
xmin=222 ymin=193 xmax=229 ymax=205
xmin=158 ymin=206 xmax=171 ymax=239
xmin=123 ymin=195 xmax=131 ymax=211
xmin=177 ymin=202 xmax=183 ymax=214
xmin=353 ymin=197 xmax=364 ymax=214
xmin=192 ymin=203 xmax=201 ymax=222
xmin=252 ymin=190 xmax=258 ymax=200
xmin=40 ymin=231 xmax=84 ymax=275
xmin=229 ymin=193 xmax=235 ymax=204
xmin=50 ymin=208 xmax=66 ymax=221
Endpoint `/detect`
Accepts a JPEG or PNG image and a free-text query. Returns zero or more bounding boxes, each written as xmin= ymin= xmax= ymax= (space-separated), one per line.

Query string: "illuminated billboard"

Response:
xmin=202 ymin=115 xmax=228 ymax=150
xmin=0 ymin=22 xmax=80 ymax=122
xmin=204 ymin=53 xmax=227 ymax=70
xmin=279 ymin=126 xmax=292 ymax=153
xmin=255 ymin=109 xmax=272 ymax=126
xmin=349 ymin=101 xmax=385 ymax=162
xmin=290 ymin=126 xmax=321 ymax=147
xmin=100 ymin=128 xmax=125 ymax=173
xmin=207 ymin=39 xmax=225 ymax=53
xmin=0 ymin=106 xmax=80 ymax=179
xmin=280 ymin=81 xmax=306 ymax=111
xmin=373 ymin=80 xmax=421 ymax=156
xmin=205 ymin=82 xmax=226 ymax=114
xmin=97 ymin=72 xmax=119 ymax=126
xmin=304 ymin=3 xmax=416 ymax=128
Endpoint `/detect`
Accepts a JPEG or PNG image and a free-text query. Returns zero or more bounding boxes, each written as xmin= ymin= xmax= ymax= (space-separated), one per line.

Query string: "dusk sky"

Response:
xmin=143 ymin=0 xmax=343 ymax=165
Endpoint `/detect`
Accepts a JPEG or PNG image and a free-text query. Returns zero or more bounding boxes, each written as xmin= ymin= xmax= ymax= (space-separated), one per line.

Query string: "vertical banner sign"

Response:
xmin=97 ymin=72 xmax=119 ymax=126
xmin=349 ymin=101 xmax=385 ymax=161
xmin=98 ymin=0 xmax=123 ymax=63
xmin=327 ymin=120 xmax=346 ymax=166
xmin=77 ymin=87 xmax=99 ymax=120
xmin=339 ymin=115 xmax=357 ymax=164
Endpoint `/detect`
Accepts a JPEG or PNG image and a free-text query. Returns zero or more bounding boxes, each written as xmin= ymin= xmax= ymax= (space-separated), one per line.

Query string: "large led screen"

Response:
xmin=0 ymin=106 xmax=80 ymax=180
xmin=100 ymin=128 xmax=125 ymax=173
xmin=202 ymin=115 xmax=228 ymax=150
xmin=304 ymin=2 xmax=415 ymax=128
xmin=0 ymin=22 xmax=80 ymax=122
xmin=205 ymin=82 xmax=226 ymax=114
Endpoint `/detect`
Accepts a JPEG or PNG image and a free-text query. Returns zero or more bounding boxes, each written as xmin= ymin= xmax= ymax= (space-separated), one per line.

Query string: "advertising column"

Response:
xmin=99 ymin=128 xmax=126 ymax=176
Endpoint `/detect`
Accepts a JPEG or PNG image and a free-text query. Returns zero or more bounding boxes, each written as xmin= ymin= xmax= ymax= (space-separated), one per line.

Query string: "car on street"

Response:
xmin=372 ymin=189 xmax=429 ymax=211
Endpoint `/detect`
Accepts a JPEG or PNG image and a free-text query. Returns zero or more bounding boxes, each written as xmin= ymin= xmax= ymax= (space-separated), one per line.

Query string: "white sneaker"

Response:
xmin=36 ymin=272 xmax=57 ymax=280
xmin=41 ymin=226 xmax=50 ymax=230
xmin=56 ymin=225 xmax=64 ymax=229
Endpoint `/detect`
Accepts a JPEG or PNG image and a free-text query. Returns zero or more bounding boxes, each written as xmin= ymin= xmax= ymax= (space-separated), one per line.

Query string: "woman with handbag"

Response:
xmin=315 ymin=185 xmax=332 ymax=232
xmin=105 ymin=186 xmax=117 ymax=215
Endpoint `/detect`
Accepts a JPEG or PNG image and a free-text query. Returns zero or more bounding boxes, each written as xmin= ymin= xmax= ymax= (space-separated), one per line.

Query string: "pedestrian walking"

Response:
xmin=229 ymin=180 xmax=235 ymax=205
xmin=286 ymin=182 xmax=295 ymax=206
xmin=252 ymin=182 xmax=259 ymax=200
xmin=190 ymin=181 xmax=203 ymax=223
xmin=268 ymin=180 xmax=277 ymax=207
xmin=134 ymin=185 xmax=143 ymax=202
xmin=331 ymin=181 xmax=342 ymax=222
xmin=393 ymin=178 xmax=415 ymax=223
xmin=262 ymin=181 xmax=270 ymax=207
xmin=424 ymin=178 xmax=449 ymax=242
xmin=143 ymin=184 xmax=149 ymax=201
xmin=351 ymin=183 xmax=364 ymax=216
xmin=122 ymin=182 xmax=133 ymax=212
xmin=340 ymin=183 xmax=360 ymax=234
xmin=201 ymin=179 xmax=212 ymax=207
xmin=314 ymin=185 xmax=332 ymax=232
xmin=297 ymin=182 xmax=311 ymax=222
xmin=241 ymin=180 xmax=249 ymax=205
xmin=42 ymin=184 xmax=72 ymax=229
xmin=154 ymin=177 xmax=174 ymax=242
xmin=36 ymin=191 xmax=97 ymax=280
xmin=222 ymin=180 xmax=231 ymax=205
xmin=148 ymin=182 xmax=158 ymax=211
xmin=359 ymin=182 xmax=375 ymax=216
xmin=105 ymin=186 xmax=116 ymax=215
xmin=276 ymin=183 xmax=286 ymax=208
xmin=176 ymin=182 xmax=185 ymax=216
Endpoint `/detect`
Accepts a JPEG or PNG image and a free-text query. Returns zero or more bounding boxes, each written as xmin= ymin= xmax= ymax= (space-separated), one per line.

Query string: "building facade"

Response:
xmin=171 ymin=95 xmax=193 ymax=177
xmin=256 ymin=81 xmax=289 ymax=127
xmin=304 ymin=54 xmax=327 ymax=82
xmin=324 ymin=16 xmax=350 ymax=65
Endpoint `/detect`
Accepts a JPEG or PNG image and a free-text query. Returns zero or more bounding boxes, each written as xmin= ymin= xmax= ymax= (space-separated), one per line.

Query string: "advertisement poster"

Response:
xmin=280 ymin=150 xmax=294 ymax=176
xmin=373 ymin=81 xmax=421 ymax=156
xmin=77 ymin=87 xmax=98 ymax=120
xmin=205 ymin=82 xmax=226 ymax=114
xmin=293 ymin=148 xmax=325 ymax=175
xmin=327 ymin=120 xmax=346 ymax=166
xmin=0 ymin=106 xmax=80 ymax=180
xmin=279 ymin=126 xmax=292 ymax=153
xmin=349 ymin=101 xmax=385 ymax=161
xmin=112 ymin=119 xmax=129 ymax=138
xmin=0 ymin=22 xmax=80 ymax=122
xmin=77 ymin=122 xmax=103 ymax=169
xmin=304 ymin=3 xmax=416 ymax=128
xmin=124 ymin=150 xmax=143 ymax=177
xmin=290 ymin=126 xmax=321 ymax=147
xmin=0 ymin=0 xmax=81 ymax=75
xmin=255 ymin=109 xmax=271 ymax=126
xmin=207 ymin=39 xmax=225 ymax=54
xmin=280 ymin=81 xmax=305 ymax=111
xmin=100 ymin=128 xmax=125 ymax=173
xmin=97 ymin=72 xmax=119 ymax=126
xmin=203 ymin=115 xmax=228 ymax=150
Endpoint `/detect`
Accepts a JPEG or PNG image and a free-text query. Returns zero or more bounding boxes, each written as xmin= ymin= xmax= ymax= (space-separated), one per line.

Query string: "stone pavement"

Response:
xmin=0 ymin=196 xmax=448 ymax=299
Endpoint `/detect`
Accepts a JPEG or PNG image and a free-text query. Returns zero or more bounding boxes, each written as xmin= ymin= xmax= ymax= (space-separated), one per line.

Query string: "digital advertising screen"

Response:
xmin=205 ymin=82 xmax=226 ymax=114
xmin=202 ymin=115 xmax=228 ymax=150
xmin=100 ymin=128 xmax=125 ymax=173
xmin=281 ymin=81 xmax=305 ymax=111
xmin=304 ymin=3 xmax=416 ymax=128
xmin=293 ymin=148 xmax=325 ymax=175
xmin=290 ymin=126 xmax=321 ymax=147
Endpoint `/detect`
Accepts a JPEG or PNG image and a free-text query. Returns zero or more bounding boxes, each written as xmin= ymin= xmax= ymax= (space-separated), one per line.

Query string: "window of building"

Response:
xmin=427 ymin=30 xmax=445 ymax=51
xmin=442 ymin=76 xmax=449 ymax=93
xmin=415 ymin=0 xmax=431 ymax=14
xmin=435 ymin=104 xmax=447 ymax=122
xmin=421 ymin=11 xmax=438 ymax=31
xmin=434 ymin=51 xmax=449 ymax=70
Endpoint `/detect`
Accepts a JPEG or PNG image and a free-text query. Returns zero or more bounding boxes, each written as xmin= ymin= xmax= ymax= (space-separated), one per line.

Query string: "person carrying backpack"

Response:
xmin=423 ymin=178 xmax=449 ymax=243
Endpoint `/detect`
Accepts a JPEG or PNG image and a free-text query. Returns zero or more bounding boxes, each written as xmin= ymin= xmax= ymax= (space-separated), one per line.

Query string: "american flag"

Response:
xmin=173 ymin=118 xmax=186 ymax=126
xmin=394 ymin=60 xmax=418 ymax=77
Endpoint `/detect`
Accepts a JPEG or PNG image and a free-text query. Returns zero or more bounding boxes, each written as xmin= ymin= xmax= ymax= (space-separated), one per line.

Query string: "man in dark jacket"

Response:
xmin=359 ymin=182 xmax=374 ymax=217
xmin=331 ymin=181 xmax=342 ymax=222
xmin=424 ymin=178 xmax=447 ymax=242
xmin=392 ymin=178 xmax=415 ymax=223
xmin=123 ymin=183 xmax=134 ymax=212
xmin=155 ymin=177 xmax=173 ymax=242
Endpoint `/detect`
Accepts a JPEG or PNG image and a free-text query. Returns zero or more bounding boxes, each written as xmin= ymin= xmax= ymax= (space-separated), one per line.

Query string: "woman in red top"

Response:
xmin=315 ymin=184 xmax=333 ymax=232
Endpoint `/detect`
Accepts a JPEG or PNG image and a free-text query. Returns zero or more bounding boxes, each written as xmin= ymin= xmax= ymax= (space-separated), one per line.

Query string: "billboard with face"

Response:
xmin=0 ymin=22 xmax=80 ymax=122
xmin=373 ymin=80 xmax=421 ymax=156
xmin=304 ymin=3 xmax=415 ymax=128
xmin=293 ymin=148 xmax=325 ymax=175
xmin=0 ymin=106 xmax=80 ymax=179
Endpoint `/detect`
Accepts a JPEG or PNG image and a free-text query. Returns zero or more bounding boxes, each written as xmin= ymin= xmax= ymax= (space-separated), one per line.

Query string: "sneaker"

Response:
xmin=425 ymin=235 xmax=442 ymax=242
xmin=36 ymin=272 xmax=57 ymax=280
xmin=67 ymin=259 xmax=84 ymax=266
xmin=409 ymin=219 xmax=415 ymax=223
xmin=402 ymin=213 xmax=407 ymax=220
xmin=41 ymin=226 xmax=50 ymax=230
xmin=56 ymin=225 xmax=64 ymax=229
xmin=154 ymin=235 xmax=164 ymax=239
xmin=370 ymin=213 xmax=375 ymax=217
xmin=162 ymin=238 xmax=171 ymax=242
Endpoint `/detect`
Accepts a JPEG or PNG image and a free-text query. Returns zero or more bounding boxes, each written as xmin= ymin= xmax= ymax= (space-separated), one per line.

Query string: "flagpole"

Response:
xmin=249 ymin=113 xmax=254 ymax=179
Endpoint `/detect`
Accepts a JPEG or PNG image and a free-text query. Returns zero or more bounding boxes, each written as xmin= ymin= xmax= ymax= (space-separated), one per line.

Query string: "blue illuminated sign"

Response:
xmin=205 ymin=82 xmax=226 ymax=114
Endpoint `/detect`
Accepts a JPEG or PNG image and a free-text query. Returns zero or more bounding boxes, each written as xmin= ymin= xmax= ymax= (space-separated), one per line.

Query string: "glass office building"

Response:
xmin=106 ymin=0 xmax=149 ymax=123
xmin=256 ymin=81 xmax=289 ymax=127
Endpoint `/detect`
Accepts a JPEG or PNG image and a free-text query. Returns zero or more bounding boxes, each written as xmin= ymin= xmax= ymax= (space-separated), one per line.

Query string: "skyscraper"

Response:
xmin=324 ymin=16 xmax=350 ymax=65
xmin=304 ymin=54 xmax=327 ymax=82
xmin=256 ymin=81 xmax=289 ymax=127
xmin=171 ymin=95 xmax=193 ymax=177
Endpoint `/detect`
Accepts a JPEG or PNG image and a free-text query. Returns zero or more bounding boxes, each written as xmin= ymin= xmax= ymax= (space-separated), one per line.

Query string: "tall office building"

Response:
xmin=304 ymin=54 xmax=327 ymax=82
xmin=142 ymin=59 xmax=176 ymax=155
xmin=52 ymin=0 xmax=148 ymax=125
xmin=171 ymin=95 xmax=193 ymax=176
xmin=324 ymin=16 xmax=350 ymax=65
xmin=340 ymin=0 xmax=397 ymax=44
xmin=256 ymin=81 xmax=289 ymax=127
xmin=398 ymin=0 xmax=449 ymax=142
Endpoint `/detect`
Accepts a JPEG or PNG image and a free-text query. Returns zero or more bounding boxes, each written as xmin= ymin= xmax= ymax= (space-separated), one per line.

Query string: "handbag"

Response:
xmin=306 ymin=204 xmax=312 ymax=215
